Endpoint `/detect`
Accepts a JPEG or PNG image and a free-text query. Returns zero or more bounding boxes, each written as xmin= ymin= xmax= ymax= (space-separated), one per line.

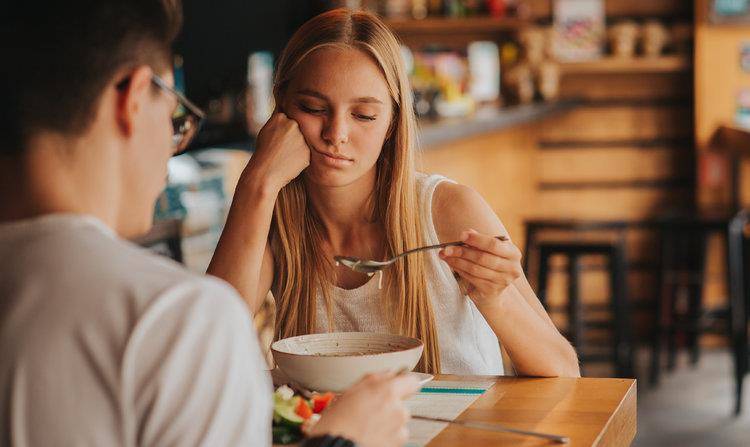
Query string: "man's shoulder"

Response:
xmin=102 ymin=234 xmax=246 ymax=315
xmin=8 ymin=215 xmax=243 ymax=314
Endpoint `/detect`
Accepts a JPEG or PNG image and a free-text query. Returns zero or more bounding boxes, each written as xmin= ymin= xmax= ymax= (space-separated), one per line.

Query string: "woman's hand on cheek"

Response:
xmin=244 ymin=112 xmax=311 ymax=193
xmin=439 ymin=229 xmax=523 ymax=308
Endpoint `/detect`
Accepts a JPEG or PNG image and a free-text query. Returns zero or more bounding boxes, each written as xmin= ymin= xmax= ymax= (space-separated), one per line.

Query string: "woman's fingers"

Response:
xmin=440 ymin=229 xmax=525 ymax=299
xmin=442 ymin=254 xmax=517 ymax=295
xmin=441 ymin=254 xmax=499 ymax=281
xmin=460 ymin=229 xmax=521 ymax=261
xmin=442 ymin=245 xmax=523 ymax=280
xmin=448 ymin=260 xmax=508 ymax=295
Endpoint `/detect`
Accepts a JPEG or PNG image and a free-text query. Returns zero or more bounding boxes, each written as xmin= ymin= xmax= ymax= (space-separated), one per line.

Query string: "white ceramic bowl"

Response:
xmin=272 ymin=332 xmax=424 ymax=392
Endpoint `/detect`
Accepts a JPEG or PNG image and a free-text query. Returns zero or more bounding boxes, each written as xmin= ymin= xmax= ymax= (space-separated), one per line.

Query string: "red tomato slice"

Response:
xmin=312 ymin=392 xmax=335 ymax=414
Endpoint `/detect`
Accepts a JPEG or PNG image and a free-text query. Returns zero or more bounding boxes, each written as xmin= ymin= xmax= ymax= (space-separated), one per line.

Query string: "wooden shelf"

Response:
xmin=384 ymin=16 xmax=526 ymax=35
xmin=559 ymin=55 xmax=691 ymax=75
xmin=526 ymin=0 xmax=692 ymax=21
xmin=418 ymin=100 xmax=579 ymax=148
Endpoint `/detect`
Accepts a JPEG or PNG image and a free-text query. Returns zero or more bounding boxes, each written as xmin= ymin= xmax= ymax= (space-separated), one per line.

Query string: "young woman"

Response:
xmin=208 ymin=8 xmax=579 ymax=377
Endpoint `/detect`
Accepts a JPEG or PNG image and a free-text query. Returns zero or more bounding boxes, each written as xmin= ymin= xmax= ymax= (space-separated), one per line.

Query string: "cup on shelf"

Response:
xmin=608 ymin=20 xmax=639 ymax=58
xmin=641 ymin=20 xmax=670 ymax=58
xmin=504 ymin=64 xmax=534 ymax=105
xmin=519 ymin=26 xmax=547 ymax=65
xmin=535 ymin=61 xmax=560 ymax=102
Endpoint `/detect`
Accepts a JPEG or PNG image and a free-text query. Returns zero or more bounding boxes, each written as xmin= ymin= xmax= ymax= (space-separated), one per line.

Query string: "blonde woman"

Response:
xmin=209 ymin=9 xmax=579 ymax=377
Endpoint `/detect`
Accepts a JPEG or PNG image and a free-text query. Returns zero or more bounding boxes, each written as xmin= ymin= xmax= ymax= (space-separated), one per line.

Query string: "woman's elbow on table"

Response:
xmin=536 ymin=344 xmax=581 ymax=378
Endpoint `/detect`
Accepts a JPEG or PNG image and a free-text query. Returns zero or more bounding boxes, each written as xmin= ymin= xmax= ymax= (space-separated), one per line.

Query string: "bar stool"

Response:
xmin=649 ymin=214 xmax=730 ymax=386
xmin=536 ymin=240 xmax=635 ymax=378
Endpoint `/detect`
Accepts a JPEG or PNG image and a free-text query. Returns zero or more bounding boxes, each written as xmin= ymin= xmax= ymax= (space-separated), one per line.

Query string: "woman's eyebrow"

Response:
xmin=296 ymin=89 xmax=328 ymax=101
xmin=354 ymin=96 xmax=383 ymax=104
xmin=296 ymin=88 xmax=383 ymax=105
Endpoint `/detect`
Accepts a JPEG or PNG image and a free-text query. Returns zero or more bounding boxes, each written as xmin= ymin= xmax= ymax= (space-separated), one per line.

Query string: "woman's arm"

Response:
xmin=207 ymin=180 xmax=276 ymax=314
xmin=207 ymin=113 xmax=310 ymax=314
xmin=433 ymin=182 xmax=580 ymax=377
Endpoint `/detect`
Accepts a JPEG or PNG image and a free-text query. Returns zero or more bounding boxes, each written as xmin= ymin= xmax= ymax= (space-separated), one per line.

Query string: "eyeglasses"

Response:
xmin=151 ymin=75 xmax=205 ymax=154
xmin=116 ymin=74 xmax=206 ymax=155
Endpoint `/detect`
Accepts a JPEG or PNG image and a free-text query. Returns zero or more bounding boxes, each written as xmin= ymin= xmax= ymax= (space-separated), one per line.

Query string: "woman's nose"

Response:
xmin=322 ymin=113 xmax=349 ymax=146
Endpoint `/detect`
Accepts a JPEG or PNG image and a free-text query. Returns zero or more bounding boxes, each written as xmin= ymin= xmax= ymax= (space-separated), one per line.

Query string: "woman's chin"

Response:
xmin=305 ymin=166 xmax=359 ymax=188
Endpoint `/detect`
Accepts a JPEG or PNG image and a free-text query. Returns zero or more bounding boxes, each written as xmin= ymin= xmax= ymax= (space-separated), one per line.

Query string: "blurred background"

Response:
xmin=137 ymin=1 xmax=750 ymax=445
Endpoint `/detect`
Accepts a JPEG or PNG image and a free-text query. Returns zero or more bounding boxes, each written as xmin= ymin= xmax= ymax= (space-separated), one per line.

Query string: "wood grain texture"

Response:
xmin=537 ymin=146 xmax=692 ymax=183
xmin=559 ymin=73 xmax=692 ymax=101
xmin=384 ymin=16 xmax=525 ymax=34
xmin=534 ymin=188 xmax=692 ymax=220
xmin=426 ymin=375 xmax=637 ymax=447
xmin=526 ymin=0 xmax=691 ymax=20
xmin=386 ymin=16 xmax=518 ymax=50
xmin=538 ymin=105 xmax=693 ymax=141
xmin=559 ymin=56 xmax=690 ymax=75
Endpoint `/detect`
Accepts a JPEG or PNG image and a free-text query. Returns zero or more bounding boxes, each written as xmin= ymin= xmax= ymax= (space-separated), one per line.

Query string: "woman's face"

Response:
xmin=282 ymin=46 xmax=394 ymax=188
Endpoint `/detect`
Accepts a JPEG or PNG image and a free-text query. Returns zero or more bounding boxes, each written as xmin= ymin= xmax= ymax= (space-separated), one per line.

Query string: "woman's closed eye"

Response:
xmin=353 ymin=113 xmax=376 ymax=121
xmin=298 ymin=103 xmax=326 ymax=115
xmin=297 ymin=101 xmax=378 ymax=121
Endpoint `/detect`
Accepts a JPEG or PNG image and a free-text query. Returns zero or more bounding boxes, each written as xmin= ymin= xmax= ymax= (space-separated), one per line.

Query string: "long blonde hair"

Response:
xmin=270 ymin=8 xmax=440 ymax=373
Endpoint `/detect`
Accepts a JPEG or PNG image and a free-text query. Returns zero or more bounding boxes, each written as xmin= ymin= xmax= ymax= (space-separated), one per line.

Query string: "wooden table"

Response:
xmin=426 ymin=375 xmax=636 ymax=447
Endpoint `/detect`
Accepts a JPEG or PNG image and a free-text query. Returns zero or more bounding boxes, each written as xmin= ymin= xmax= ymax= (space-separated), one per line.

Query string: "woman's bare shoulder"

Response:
xmin=431 ymin=181 xmax=507 ymax=243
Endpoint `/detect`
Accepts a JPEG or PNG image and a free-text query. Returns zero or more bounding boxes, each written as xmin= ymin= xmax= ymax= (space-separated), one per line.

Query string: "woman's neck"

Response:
xmin=305 ymin=168 xmax=382 ymax=254
xmin=306 ymin=168 xmax=387 ymax=289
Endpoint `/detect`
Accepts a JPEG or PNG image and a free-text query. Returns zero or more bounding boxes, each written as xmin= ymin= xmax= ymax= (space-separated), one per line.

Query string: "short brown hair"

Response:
xmin=0 ymin=0 xmax=183 ymax=154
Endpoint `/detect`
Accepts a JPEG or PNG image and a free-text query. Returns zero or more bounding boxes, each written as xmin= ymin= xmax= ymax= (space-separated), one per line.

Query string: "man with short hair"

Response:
xmin=0 ymin=2 xmax=417 ymax=446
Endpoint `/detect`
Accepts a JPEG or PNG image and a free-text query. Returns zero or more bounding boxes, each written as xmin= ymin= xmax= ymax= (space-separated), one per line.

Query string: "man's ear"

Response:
xmin=115 ymin=65 xmax=154 ymax=139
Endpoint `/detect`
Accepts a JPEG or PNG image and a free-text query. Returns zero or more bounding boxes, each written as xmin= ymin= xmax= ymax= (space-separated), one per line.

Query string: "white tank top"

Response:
xmin=315 ymin=173 xmax=504 ymax=375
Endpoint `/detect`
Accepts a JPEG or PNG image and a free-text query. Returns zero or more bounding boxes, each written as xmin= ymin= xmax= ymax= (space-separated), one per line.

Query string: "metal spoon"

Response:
xmin=334 ymin=235 xmax=509 ymax=275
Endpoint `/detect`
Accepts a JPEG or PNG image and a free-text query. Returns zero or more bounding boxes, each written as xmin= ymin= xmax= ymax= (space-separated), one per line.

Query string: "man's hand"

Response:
xmin=309 ymin=372 xmax=421 ymax=447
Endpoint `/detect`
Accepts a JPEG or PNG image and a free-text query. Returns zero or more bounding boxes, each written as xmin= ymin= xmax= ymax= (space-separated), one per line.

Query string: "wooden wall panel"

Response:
xmin=534 ymin=188 xmax=692 ymax=220
xmin=538 ymin=105 xmax=693 ymax=141
xmin=560 ymin=74 xmax=692 ymax=102
xmin=537 ymin=146 xmax=692 ymax=183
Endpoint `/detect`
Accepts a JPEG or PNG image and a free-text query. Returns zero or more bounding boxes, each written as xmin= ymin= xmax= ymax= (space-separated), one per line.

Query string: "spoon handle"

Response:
xmin=396 ymin=235 xmax=509 ymax=259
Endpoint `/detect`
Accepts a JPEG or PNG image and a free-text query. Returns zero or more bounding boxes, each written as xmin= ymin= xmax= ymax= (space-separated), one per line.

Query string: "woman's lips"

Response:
xmin=312 ymin=148 xmax=354 ymax=167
